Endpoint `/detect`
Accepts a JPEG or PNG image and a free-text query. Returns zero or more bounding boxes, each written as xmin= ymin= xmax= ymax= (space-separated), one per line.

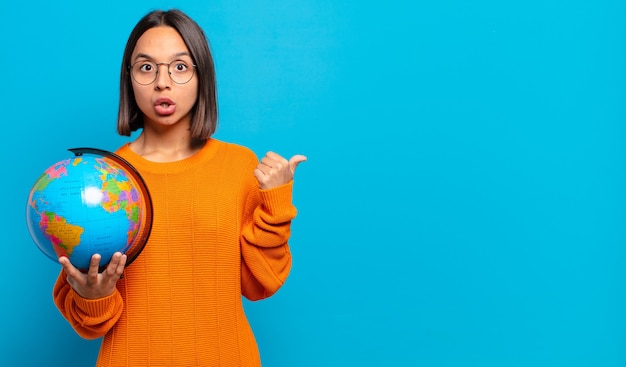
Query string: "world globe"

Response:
xmin=26 ymin=148 xmax=152 ymax=271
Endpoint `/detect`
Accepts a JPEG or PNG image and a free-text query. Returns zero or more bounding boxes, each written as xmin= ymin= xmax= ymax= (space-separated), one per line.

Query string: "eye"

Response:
xmin=138 ymin=62 xmax=155 ymax=73
xmin=173 ymin=61 xmax=189 ymax=72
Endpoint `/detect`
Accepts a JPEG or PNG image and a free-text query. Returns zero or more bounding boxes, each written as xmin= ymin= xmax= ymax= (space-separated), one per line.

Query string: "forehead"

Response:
xmin=132 ymin=26 xmax=190 ymax=60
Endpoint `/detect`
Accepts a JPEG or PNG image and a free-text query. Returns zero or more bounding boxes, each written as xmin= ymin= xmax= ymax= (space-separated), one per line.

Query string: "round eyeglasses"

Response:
xmin=129 ymin=60 xmax=197 ymax=85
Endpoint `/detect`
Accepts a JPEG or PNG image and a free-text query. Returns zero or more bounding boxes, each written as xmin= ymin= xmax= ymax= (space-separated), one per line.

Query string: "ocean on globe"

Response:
xmin=26 ymin=148 xmax=152 ymax=271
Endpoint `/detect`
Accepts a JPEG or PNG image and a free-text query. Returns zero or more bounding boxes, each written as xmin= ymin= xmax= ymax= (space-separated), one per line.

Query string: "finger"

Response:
xmin=116 ymin=254 xmax=128 ymax=278
xmin=118 ymin=253 xmax=128 ymax=270
xmin=105 ymin=252 xmax=127 ymax=280
xmin=264 ymin=151 xmax=282 ymax=161
xmin=289 ymin=154 xmax=307 ymax=173
xmin=58 ymin=256 xmax=71 ymax=271
xmin=254 ymin=167 xmax=266 ymax=178
xmin=254 ymin=167 xmax=273 ymax=190
xmin=262 ymin=152 xmax=288 ymax=167
xmin=86 ymin=254 xmax=102 ymax=283
xmin=261 ymin=155 xmax=287 ymax=169
xmin=59 ymin=256 xmax=79 ymax=278
xmin=260 ymin=156 xmax=274 ymax=168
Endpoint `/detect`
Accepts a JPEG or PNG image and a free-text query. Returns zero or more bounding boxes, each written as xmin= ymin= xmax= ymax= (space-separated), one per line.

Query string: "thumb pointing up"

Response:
xmin=289 ymin=154 xmax=308 ymax=174
xmin=255 ymin=151 xmax=307 ymax=190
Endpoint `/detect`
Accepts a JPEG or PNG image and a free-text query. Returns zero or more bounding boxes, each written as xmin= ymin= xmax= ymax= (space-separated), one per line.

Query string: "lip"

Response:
xmin=154 ymin=97 xmax=175 ymax=106
xmin=154 ymin=97 xmax=176 ymax=116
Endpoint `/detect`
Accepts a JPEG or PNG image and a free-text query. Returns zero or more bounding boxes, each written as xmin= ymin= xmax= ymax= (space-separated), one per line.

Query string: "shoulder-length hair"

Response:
xmin=117 ymin=9 xmax=218 ymax=142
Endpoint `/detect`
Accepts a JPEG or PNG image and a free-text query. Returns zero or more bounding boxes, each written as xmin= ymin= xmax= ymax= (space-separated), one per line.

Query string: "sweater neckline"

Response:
xmin=118 ymin=138 xmax=221 ymax=174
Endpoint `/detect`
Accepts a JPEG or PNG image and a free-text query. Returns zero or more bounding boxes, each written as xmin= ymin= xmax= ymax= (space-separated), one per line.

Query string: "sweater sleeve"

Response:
xmin=240 ymin=180 xmax=297 ymax=301
xmin=52 ymin=271 xmax=124 ymax=339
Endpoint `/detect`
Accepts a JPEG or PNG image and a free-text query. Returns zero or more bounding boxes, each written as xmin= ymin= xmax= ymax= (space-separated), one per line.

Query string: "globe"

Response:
xmin=26 ymin=148 xmax=152 ymax=271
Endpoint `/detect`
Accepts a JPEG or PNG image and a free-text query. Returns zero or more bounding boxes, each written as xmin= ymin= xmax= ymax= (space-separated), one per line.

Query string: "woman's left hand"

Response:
xmin=254 ymin=151 xmax=307 ymax=190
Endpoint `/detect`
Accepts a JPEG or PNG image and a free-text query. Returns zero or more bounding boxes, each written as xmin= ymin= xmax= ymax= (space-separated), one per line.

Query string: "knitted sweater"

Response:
xmin=53 ymin=139 xmax=296 ymax=367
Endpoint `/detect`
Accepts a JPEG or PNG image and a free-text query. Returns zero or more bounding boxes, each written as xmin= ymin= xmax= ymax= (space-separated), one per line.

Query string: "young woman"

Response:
xmin=53 ymin=9 xmax=305 ymax=366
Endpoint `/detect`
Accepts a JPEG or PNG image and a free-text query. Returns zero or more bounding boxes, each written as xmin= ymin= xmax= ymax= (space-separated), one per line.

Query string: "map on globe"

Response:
xmin=27 ymin=155 xmax=145 ymax=269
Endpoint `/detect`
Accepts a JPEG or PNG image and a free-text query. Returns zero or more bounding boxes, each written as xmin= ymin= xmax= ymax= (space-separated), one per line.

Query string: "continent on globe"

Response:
xmin=40 ymin=211 xmax=84 ymax=258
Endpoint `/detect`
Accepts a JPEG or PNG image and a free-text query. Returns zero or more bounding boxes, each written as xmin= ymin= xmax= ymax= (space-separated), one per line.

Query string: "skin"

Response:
xmin=60 ymin=25 xmax=306 ymax=299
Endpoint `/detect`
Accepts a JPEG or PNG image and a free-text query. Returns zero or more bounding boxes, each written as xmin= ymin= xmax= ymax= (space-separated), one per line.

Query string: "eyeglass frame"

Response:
xmin=128 ymin=60 xmax=198 ymax=85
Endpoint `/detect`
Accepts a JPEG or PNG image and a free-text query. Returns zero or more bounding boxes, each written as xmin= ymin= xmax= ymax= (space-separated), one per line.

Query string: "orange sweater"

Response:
xmin=53 ymin=139 xmax=296 ymax=366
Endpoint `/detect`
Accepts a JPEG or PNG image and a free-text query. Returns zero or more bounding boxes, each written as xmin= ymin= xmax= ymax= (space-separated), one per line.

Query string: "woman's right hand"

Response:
xmin=59 ymin=252 xmax=127 ymax=299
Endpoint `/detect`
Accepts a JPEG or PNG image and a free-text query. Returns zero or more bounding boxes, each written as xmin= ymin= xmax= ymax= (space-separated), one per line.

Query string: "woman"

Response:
xmin=54 ymin=9 xmax=305 ymax=366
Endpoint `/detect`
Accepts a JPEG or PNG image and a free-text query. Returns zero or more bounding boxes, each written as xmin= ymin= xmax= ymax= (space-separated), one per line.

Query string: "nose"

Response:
xmin=154 ymin=63 xmax=171 ymax=90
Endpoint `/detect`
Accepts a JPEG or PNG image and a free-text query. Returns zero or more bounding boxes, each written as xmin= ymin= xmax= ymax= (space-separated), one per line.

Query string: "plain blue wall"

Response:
xmin=2 ymin=0 xmax=626 ymax=366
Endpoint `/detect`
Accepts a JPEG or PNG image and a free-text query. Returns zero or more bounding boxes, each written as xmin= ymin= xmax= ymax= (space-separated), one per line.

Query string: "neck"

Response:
xmin=130 ymin=127 xmax=204 ymax=163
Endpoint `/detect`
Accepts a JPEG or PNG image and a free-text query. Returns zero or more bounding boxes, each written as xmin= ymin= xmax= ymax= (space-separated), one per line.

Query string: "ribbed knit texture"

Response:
xmin=53 ymin=139 xmax=296 ymax=367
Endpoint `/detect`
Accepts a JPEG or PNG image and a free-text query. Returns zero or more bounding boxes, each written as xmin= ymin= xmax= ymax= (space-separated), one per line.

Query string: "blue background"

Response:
xmin=2 ymin=0 xmax=625 ymax=366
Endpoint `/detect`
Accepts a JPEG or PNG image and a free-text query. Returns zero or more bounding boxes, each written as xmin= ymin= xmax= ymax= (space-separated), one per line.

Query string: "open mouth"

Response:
xmin=154 ymin=98 xmax=176 ymax=115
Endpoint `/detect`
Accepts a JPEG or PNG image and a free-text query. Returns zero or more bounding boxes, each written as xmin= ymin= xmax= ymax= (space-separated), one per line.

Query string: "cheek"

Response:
xmin=182 ymin=83 xmax=200 ymax=107
xmin=131 ymin=85 xmax=152 ymax=110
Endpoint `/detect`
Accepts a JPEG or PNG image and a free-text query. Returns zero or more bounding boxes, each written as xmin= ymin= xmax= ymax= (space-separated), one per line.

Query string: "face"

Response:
xmin=130 ymin=26 xmax=198 ymax=131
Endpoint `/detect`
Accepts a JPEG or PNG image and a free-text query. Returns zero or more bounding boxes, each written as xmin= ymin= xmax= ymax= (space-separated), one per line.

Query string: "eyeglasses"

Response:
xmin=129 ymin=60 xmax=197 ymax=85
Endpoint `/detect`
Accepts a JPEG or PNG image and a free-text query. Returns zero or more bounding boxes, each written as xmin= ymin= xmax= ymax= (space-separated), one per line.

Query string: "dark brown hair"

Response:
xmin=117 ymin=9 xmax=217 ymax=142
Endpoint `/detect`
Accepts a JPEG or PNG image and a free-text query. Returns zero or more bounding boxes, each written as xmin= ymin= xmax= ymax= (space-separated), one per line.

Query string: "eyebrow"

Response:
xmin=133 ymin=52 xmax=191 ymax=62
